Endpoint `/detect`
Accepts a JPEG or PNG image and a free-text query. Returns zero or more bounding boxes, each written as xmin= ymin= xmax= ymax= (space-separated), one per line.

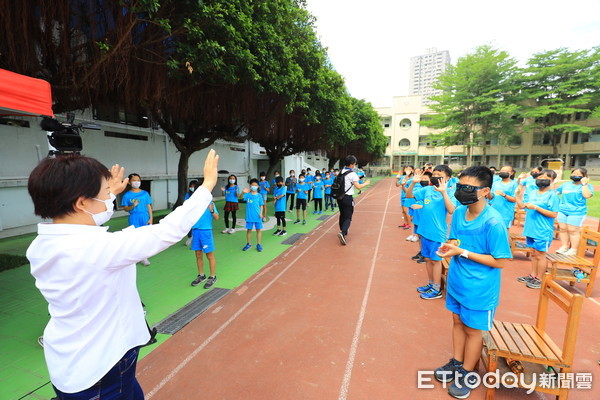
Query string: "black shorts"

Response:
xmin=295 ymin=198 xmax=307 ymax=210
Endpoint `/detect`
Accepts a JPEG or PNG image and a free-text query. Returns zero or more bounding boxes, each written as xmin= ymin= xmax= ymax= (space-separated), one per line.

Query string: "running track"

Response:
xmin=137 ymin=178 xmax=600 ymax=399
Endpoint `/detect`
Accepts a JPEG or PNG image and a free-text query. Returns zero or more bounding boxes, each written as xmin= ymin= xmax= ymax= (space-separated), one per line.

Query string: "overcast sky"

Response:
xmin=305 ymin=0 xmax=600 ymax=108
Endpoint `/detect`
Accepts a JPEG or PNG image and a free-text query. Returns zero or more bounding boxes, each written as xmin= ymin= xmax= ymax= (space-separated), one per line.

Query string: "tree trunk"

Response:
xmin=328 ymin=157 xmax=339 ymax=170
xmin=174 ymin=149 xmax=192 ymax=208
xmin=265 ymin=154 xmax=280 ymax=179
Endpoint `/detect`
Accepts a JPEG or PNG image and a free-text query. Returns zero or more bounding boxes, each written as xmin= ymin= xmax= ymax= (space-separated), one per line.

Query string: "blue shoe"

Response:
xmin=318 ymin=211 xmax=323 ymax=214
xmin=313 ymin=210 xmax=318 ymax=214
xmin=420 ymin=288 xmax=442 ymax=300
xmin=243 ymin=243 xmax=252 ymax=251
xmin=416 ymin=283 xmax=432 ymax=293
xmin=448 ymin=367 xmax=478 ymax=399
xmin=256 ymin=244 xmax=263 ymax=252
xmin=294 ymin=219 xmax=301 ymax=224
xmin=434 ymin=358 xmax=463 ymax=382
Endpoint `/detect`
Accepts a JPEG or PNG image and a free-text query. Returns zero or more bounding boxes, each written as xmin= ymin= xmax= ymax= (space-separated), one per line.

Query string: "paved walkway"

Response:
xmin=137 ymin=178 xmax=600 ymax=399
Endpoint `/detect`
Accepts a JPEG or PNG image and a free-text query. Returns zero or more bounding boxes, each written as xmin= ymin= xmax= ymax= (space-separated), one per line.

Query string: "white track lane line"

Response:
xmin=338 ymin=179 xmax=394 ymax=400
xmin=145 ymin=181 xmax=383 ymax=399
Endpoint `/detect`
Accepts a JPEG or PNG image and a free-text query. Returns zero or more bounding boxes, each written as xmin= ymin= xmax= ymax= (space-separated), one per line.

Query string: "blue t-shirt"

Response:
xmin=243 ymin=193 xmax=264 ymax=222
xmin=399 ymin=176 xmax=412 ymax=200
xmin=523 ymin=190 xmax=560 ymax=241
xmin=412 ymin=185 xmax=425 ymax=226
xmin=192 ymin=202 xmax=219 ymax=230
xmin=490 ymin=180 xmax=518 ymax=226
xmin=313 ymin=180 xmax=325 ymax=199
xmin=273 ymin=186 xmax=287 ymax=212
xmin=121 ymin=190 xmax=152 ymax=214
xmin=296 ymin=182 xmax=310 ymax=200
xmin=285 ymin=177 xmax=297 ymax=194
xmin=492 ymin=174 xmax=501 ymax=183
xmin=520 ymin=176 xmax=538 ymax=203
xmin=402 ymin=177 xmax=416 ymax=207
xmin=271 ymin=177 xmax=281 ymax=188
xmin=259 ymin=179 xmax=270 ymax=195
xmin=556 ymin=181 xmax=594 ymax=216
xmin=414 ymin=185 xmax=457 ymax=243
xmin=323 ymin=178 xmax=334 ymax=194
xmin=305 ymin=174 xmax=315 ymax=187
xmin=224 ymin=185 xmax=240 ymax=203
xmin=447 ymin=205 xmax=512 ymax=311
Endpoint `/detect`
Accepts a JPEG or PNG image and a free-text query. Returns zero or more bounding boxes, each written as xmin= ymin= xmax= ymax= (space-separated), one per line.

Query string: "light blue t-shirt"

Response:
xmin=323 ymin=178 xmax=334 ymax=194
xmin=556 ymin=181 xmax=594 ymax=216
xmin=305 ymin=174 xmax=315 ymax=187
xmin=224 ymin=185 xmax=240 ymax=203
xmin=271 ymin=176 xmax=281 ymax=188
xmin=243 ymin=193 xmax=264 ymax=223
xmin=490 ymin=180 xmax=518 ymax=227
xmin=274 ymin=186 xmax=287 ymax=212
xmin=447 ymin=205 xmax=512 ymax=311
xmin=402 ymin=177 xmax=415 ymax=207
xmin=492 ymin=174 xmax=501 ymax=183
xmin=414 ymin=185 xmax=456 ymax=243
xmin=313 ymin=180 xmax=325 ymax=199
xmin=399 ymin=176 xmax=412 ymax=200
xmin=296 ymin=183 xmax=310 ymax=200
xmin=412 ymin=185 xmax=426 ymax=226
xmin=192 ymin=202 xmax=219 ymax=230
xmin=520 ymin=176 xmax=538 ymax=203
xmin=259 ymin=179 xmax=270 ymax=195
xmin=522 ymin=190 xmax=560 ymax=240
xmin=121 ymin=190 xmax=152 ymax=214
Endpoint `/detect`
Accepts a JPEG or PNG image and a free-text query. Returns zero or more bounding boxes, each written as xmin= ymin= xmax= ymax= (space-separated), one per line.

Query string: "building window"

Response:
xmin=399 ymin=118 xmax=412 ymax=129
xmin=386 ymin=136 xmax=391 ymax=147
xmin=533 ymin=132 xmax=552 ymax=145
xmin=399 ymin=138 xmax=411 ymax=148
xmin=575 ymin=112 xmax=589 ymax=121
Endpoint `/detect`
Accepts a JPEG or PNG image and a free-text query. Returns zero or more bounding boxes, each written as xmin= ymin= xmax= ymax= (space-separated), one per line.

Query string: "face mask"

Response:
xmin=570 ymin=175 xmax=582 ymax=182
xmin=430 ymin=176 xmax=442 ymax=187
xmin=229 ymin=179 xmax=236 ymax=184
xmin=84 ymin=196 xmax=115 ymax=226
xmin=498 ymin=172 xmax=510 ymax=179
xmin=290 ymin=174 xmax=295 ymax=177
xmin=326 ymin=175 xmax=330 ymax=179
xmin=531 ymin=172 xmax=540 ymax=179
xmin=535 ymin=179 xmax=551 ymax=188
xmin=454 ymin=188 xmax=482 ymax=205
xmin=275 ymin=174 xmax=280 ymax=178
xmin=131 ymin=181 xmax=141 ymax=189
xmin=189 ymin=187 xmax=195 ymax=192
xmin=299 ymin=178 xmax=305 ymax=183
xmin=260 ymin=177 xmax=265 ymax=180
xmin=250 ymin=186 xmax=258 ymax=191
xmin=420 ymin=181 xmax=430 ymax=187
xmin=316 ymin=177 xmax=321 ymax=181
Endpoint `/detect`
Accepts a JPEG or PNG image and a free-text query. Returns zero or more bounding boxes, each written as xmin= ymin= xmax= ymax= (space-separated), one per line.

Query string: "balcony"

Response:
xmin=448 ymin=145 xmax=465 ymax=154
xmin=583 ymin=141 xmax=600 ymax=152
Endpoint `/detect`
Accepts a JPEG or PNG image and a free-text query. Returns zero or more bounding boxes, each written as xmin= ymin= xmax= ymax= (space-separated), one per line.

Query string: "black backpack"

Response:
xmin=330 ymin=170 xmax=352 ymax=200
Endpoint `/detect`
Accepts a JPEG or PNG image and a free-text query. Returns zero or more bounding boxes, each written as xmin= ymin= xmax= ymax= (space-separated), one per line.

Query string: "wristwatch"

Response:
xmin=459 ymin=250 xmax=469 ymax=259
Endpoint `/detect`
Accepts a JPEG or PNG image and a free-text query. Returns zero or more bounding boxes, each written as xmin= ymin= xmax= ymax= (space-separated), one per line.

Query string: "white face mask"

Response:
xmin=84 ymin=195 xmax=115 ymax=226
xmin=229 ymin=179 xmax=236 ymax=184
xmin=189 ymin=187 xmax=195 ymax=192
xmin=260 ymin=176 xmax=265 ymax=180
xmin=131 ymin=181 xmax=141 ymax=189
xmin=299 ymin=178 xmax=305 ymax=183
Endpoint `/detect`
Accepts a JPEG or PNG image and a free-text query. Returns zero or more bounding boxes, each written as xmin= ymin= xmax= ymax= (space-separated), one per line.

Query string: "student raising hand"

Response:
xmin=434 ymin=177 xmax=449 ymax=192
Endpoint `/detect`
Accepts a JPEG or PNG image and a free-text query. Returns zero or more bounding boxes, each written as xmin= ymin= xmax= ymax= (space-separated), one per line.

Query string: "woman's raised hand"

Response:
xmin=108 ymin=164 xmax=129 ymax=195
xmin=201 ymin=149 xmax=220 ymax=191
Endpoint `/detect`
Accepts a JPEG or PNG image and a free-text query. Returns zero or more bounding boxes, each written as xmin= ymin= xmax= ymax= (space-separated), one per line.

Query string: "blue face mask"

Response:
xmin=250 ymin=186 xmax=258 ymax=191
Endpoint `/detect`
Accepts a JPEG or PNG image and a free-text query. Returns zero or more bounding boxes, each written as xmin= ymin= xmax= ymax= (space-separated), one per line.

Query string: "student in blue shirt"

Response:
xmin=294 ymin=174 xmax=310 ymax=225
xmin=189 ymin=201 xmax=219 ymax=289
xmin=406 ymin=165 xmax=456 ymax=300
xmin=271 ymin=171 xmax=281 ymax=189
xmin=312 ymin=174 xmax=325 ymax=214
xmin=221 ymin=175 xmax=241 ymax=234
xmin=516 ymin=169 xmax=560 ymax=289
xmin=489 ymin=166 xmax=501 ymax=184
xmin=323 ymin=171 xmax=335 ymax=211
xmin=396 ymin=166 xmax=414 ymax=230
xmin=259 ymin=171 xmax=270 ymax=222
xmin=433 ymin=166 xmax=512 ymax=399
xmin=409 ymin=171 xmax=431 ymax=263
xmin=242 ymin=179 xmax=265 ymax=252
xmin=184 ymin=180 xmax=200 ymax=246
xmin=305 ymin=168 xmax=314 ymax=202
xmin=488 ymin=165 xmax=518 ymax=228
xmin=516 ymin=166 xmax=542 ymax=203
xmin=285 ymin=170 xmax=297 ymax=212
xmin=555 ymin=167 xmax=594 ymax=255
xmin=121 ymin=173 xmax=153 ymax=266
xmin=272 ymin=176 xmax=288 ymax=236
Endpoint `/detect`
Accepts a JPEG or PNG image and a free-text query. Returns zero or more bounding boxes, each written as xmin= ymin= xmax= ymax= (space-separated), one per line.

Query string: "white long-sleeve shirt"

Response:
xmin=27 ymin=186 xmax=212 ymax=393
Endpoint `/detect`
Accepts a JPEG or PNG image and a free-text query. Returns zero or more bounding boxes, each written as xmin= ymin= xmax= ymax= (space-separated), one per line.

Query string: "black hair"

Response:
xmin=228 ymin=174 xmax=238 ymax=186
xmin=28 ymin=155 xmax=112 ymax=219
xmin=459 ymin=166 xmax=493 ymax=188
xmin=188 ymin=180 xmax=199 ymax=192
xmin=259 ymin=171 xmax=266 ymax=177
xmin=532 ymin=166 xmax=543 ymax=173
xmin=501 ymin=165 xmax=516 ymax=179
xmin=299 ymin=173 xmax=306 ymax=178
xmin=433 ymin=164 xmax=453 ymax=178
xmin=249 ymin=178 xmax=259 ymax=185
xmin=275 ymin=176 xmax=284 ymax=184
xmin=422 ymin=171 xmax=433 ymax=178
xmin=345 ymin=155 xmax=357 ymax=166
xmin=572 ymin=167 xmax=588 ymax=177
xmin=489 ymin=166 xmax=497 ymax=171
xmin=274 ymin=171 xmax=280 ymax=175
xmin=539 ymin=169 xmax=557 ymax=180
xmin=307 ymin=168 xmax=312 ymax=171
xmin=128 ymin=173 xmax=141 ymax=181
xmin=289 ymin=170 xmax=295 ymax=173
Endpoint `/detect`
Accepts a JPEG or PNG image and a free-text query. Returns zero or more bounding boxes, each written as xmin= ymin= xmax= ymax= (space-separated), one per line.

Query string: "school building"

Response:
xmin=0 ymin=108 xmax=330 ymax=238
xmin=374 ymin=95 xmax=600 ymax=176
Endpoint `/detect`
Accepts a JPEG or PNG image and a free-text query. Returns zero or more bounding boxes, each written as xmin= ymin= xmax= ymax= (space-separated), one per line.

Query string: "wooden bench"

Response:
xmin=509 ymin=233 xmax=531 ymax=257
xmin=480 ymin=274 xmax=583 ymax=399
xmin=545 ymin=227 xmax=600 ymax=297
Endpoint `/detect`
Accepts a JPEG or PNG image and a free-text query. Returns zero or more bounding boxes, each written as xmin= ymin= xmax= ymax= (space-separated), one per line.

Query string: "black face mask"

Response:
xmin=535 ymin=179 xmax=551 ymax=188
xmin=454 ymin=188 xmax=481 ymax=205
xmin=531 ymin=172 xmax=541 ymax=179
xmin=420 ymin=181 xmax=430 ymax=187
xmin=430 ymin=176 xmax=442 ymax=187
xmin=570 ymin=175 xmax=582 ymax=182
xmin=498 ymin=172 xmax=510 ymax=179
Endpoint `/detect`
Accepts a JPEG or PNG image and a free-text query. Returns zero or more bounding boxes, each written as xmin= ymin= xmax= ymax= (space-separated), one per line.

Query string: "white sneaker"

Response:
xmin=221 ymin=229 xmax=229 ymax=234
xmin=564 ymin=248 xmax=577 ymax=256
xmin=228 ymin=228 xmax=235 ymax=234
xmin=185 ymin=238 xmax=192 ymax=247
xmin=142 ymin=258 xmax=151 ymax=266
xmin=410 ymin=235 xmax=420 ymax=242
xmin=555 ymin=246 xmax=568 ymax=254
xmin=406 ymin=234 xmax=414 ymax=241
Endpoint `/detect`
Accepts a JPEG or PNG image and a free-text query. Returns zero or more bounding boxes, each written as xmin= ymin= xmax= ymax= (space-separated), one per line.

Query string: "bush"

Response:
xmin=0 ymin=254 xmax=29 ymax=272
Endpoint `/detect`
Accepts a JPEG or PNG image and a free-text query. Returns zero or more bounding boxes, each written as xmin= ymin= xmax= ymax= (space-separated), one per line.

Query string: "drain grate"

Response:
xmin=154 ymin=288 xmax=230 ymax=334
xmin=317 ymin=215 xmax=330 ymax=220
xmin=280 ymin=233 xmax=304 ymax=245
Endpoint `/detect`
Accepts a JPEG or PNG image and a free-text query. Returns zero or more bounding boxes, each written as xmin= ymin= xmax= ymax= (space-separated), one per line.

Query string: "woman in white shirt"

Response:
xmin=26 ymin=150 xmax=219 ymax=399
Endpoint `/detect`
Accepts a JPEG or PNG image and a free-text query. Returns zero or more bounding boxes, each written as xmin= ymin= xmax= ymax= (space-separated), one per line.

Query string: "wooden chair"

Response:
xmin=480 ymin=274 xmax=583 ymax=399
xmin=513 ymin=209 xmax=526 ymax=227
xmin=545 ymin=227 xmax=600 ymax=297
xmin=509 ymin=232 xmax=531 ymax=257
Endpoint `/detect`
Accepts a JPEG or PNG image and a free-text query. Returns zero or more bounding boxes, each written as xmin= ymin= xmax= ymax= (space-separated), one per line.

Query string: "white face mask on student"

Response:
xmin=131 ymin=181 xmax=141 ymax=189
xmin=84 ymin=195 xmax=115 ymax=226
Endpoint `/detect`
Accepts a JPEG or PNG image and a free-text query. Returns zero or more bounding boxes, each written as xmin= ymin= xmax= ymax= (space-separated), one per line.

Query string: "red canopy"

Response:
xmin=0 ymin=68 xmax=54 ymax=117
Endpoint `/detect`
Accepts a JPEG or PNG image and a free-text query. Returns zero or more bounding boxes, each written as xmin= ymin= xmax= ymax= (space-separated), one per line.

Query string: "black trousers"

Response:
xmin=337 ymin=195 xmax=354 ymax=235
xmin=286 ymin=193 xmax=295 ymax=211
xmin=313 ymin=198 xmax=322 ymax=211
